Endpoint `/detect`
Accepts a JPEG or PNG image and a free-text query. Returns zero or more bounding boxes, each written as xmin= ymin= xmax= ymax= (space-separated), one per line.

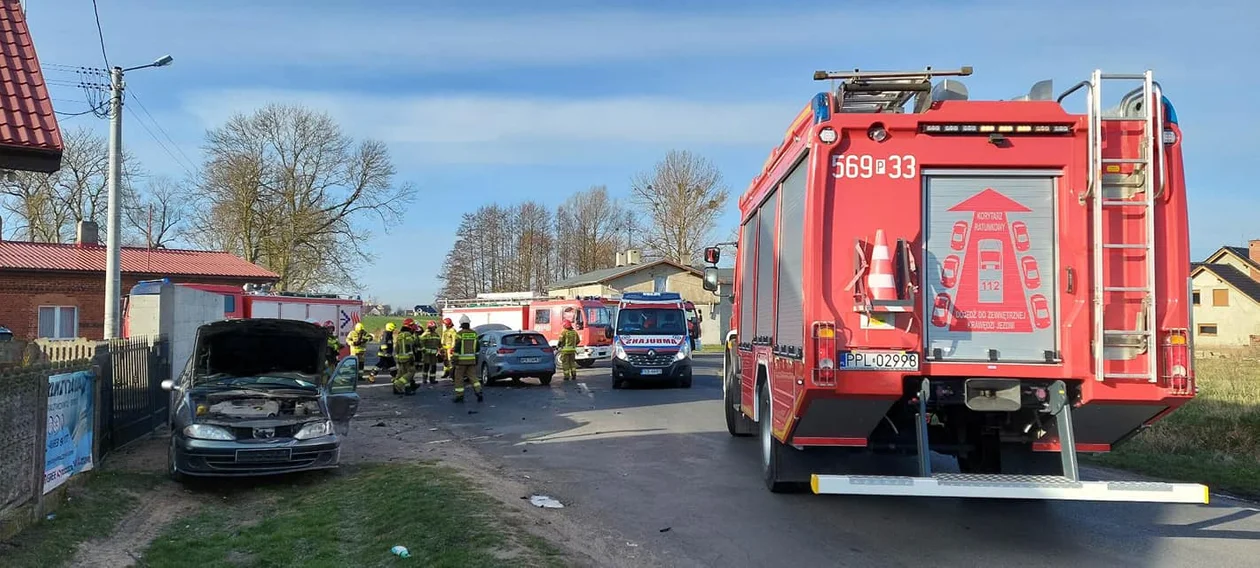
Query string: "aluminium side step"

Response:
xmin=808 ymin=379 xmax=1208 ymax=504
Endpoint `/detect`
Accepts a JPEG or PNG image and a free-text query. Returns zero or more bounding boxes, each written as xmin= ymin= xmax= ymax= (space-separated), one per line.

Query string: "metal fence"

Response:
xmin=99 ymin=336 xmax=170 ymax=453
xmin=0 ymin=335 xmax=168 ymax=536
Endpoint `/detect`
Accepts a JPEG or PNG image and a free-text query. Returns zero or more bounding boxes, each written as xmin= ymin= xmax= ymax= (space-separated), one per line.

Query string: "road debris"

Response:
xmin=529 ymin=495 xmax=564 ymax=508
xmin=390 ymin=545 xmax=411 ymax=558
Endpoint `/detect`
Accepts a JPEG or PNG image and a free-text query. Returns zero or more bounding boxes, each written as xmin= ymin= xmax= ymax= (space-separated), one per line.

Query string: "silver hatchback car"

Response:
xmin=476 ymin=330 xmax=557 ymax=386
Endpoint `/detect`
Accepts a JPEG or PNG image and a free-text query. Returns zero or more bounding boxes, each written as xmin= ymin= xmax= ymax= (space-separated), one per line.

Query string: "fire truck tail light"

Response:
xmin=812 ymin=322 xmax=838 ymax=387
xmin=1162 ymin=330 xmax=1191 ymax=393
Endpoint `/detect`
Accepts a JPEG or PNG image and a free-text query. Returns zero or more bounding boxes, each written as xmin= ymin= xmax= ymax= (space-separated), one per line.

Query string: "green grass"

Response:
xmin=0 ymin=472 xmax=154 ymax=568
xmin=698 ymin=344 xmax=725 ymax=353
xmin=140 ymin=463 xmax=568 ymax=568
xmin=1088 ymin=354 xmax=1260 ymax=498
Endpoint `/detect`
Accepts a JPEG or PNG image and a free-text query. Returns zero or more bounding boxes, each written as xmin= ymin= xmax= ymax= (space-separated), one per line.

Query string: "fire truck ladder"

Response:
xmin=813 ymin=66 xmax=974 ymax=113
xmin=1084 ymin=70 xmax=1163 ymax=383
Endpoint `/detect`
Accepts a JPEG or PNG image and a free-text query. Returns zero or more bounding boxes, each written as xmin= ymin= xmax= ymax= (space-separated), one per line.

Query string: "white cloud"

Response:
xmin=180 ymin=89 xmax=800 ymax=165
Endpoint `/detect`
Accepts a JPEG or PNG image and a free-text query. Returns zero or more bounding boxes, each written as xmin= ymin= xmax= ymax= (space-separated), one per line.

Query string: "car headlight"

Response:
xmin=183 ymin=424 xmax=234 ymax=441
xmin=614 ymin=344 xmax=627 ymax=360
xmin=675 ymin=341 xmax=691 ymax=361
xmin=294 ymin=420 xmax=334 ymax=440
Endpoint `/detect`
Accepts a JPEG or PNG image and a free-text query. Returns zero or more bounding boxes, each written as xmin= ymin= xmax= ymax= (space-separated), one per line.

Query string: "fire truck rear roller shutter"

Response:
xmin=738 ymin=215 xmax=758 ymax=345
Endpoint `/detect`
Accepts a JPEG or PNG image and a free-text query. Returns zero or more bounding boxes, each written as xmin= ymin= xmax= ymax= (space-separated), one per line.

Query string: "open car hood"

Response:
xmin=191 ymin=318 xmax=327 ymax=385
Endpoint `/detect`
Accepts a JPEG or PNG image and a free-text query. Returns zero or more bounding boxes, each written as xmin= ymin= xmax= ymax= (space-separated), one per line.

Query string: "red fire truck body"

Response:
xmin=703 ymin=67 xmax=1206 ymax=503
xmin=440 ymin=293 xmax=615 ymax=366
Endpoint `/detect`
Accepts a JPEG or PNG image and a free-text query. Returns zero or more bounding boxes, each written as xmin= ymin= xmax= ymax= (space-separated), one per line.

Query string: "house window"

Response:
xmin=1213 ymin=289 xmax=1229 ymax=307
xmin=38 ymin=306 xmax=78 ymax=339
xmin=223 ymin=295 xmax=236 ymax=314
xmin=654 ymin=276 xmax=667 ymax=292
xmin=1197 ymin=324 xmax=1218 ymax=336
xmin=1192 ymin=290 xmax=1200 ymax=305
xmin=534 ymin=309 xmax=550 ymax=324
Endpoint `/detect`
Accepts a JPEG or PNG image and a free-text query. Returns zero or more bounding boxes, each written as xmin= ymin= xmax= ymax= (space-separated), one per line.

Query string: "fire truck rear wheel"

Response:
xmin=760 ymin=381 xmax=799 ymax=493
xmin=725 ymin=367 xmax=754 ymax=437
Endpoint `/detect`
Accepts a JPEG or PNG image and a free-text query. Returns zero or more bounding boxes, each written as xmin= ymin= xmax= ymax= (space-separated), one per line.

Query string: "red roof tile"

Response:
xmin=0 ymin=0 xmax=63 ymax=164
xmin=0 ymin=240 xmax=280 ymax=280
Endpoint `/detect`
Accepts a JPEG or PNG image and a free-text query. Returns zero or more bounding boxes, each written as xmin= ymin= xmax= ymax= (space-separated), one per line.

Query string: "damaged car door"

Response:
xmin=325 ymin=356 xmax=361 ymax=435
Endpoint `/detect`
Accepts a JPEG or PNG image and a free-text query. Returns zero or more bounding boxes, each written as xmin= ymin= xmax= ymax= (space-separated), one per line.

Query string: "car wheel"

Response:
xmin=577 ymin=359 xmax=595 ymax=369
xmin=168 ymin=436 xmax=186 ymax=483
xmin=539 ymin=374 xmax=554 ymax=386
xmin=679 ymin=373 xmax=692 ymax=389
xmin=611 ymin=372 xmax=623 ymax=390
xmin=480 ymin=364 xmax=493 ymax=386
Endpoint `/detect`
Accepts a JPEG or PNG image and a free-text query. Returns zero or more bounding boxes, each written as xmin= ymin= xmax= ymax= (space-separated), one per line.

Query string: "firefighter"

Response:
xmin=419 ymin=320 xmax=443 ymax=384
xmin=377 ymin=321 xmax=397 ymax=378
xmin=347 ymin=322 xmax=374 ymax=382
xmin=440 ymin=317 xmax=457 ymax=378
xmin=558 ymin=320 xmax=581 ymax=381
xmin=449 ymin=315 xmax=483 ymax=403
xmin=322 ymin=321 xmax=341 ymax=368
xmin=393 ymin=321 xmax=418 ymax=395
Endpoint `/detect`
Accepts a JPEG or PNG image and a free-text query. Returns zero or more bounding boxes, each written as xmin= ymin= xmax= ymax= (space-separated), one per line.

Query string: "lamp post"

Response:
xmin=103 ymin=55 xmax=173 ymax=340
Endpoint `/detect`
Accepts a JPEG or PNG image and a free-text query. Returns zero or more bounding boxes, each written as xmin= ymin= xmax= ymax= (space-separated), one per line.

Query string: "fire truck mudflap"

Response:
xmin=923 ymin=172 xmax=1059 ymax=362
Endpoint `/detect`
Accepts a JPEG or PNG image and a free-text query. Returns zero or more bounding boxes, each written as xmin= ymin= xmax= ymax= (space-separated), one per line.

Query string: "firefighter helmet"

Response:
xmin=427 ymin=320 xmax=437 ymax=329
xmin=563 ymin=320 xmax=573 ymax=330
xmin=354 ymin=322 xmax=364 ymax=331
xmin=386 ymin=322 xmax=396 ymax=331
xmin=322 ymin=320 xmax=335 ymax=330
xmin=459 ymin=315 xmax=471 ymax=326
xmin=403 ymin=318 xmax=415 ymax=328
xmin=443 ymin=317 xmax=453 ymax=326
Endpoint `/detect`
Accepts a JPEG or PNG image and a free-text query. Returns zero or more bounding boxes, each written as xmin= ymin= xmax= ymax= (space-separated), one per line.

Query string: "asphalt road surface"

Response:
xmin=357 ymin=352 xmax=1260 ymax=567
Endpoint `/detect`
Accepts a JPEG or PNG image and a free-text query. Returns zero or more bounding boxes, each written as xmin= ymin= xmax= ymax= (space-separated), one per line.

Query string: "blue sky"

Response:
xmin=23 ymin=0 xmax=1259 ymax=307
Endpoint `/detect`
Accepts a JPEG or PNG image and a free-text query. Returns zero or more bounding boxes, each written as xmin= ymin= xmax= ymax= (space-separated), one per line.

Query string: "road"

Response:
xmin=354 ymin=352 xmax=1260 ymax=567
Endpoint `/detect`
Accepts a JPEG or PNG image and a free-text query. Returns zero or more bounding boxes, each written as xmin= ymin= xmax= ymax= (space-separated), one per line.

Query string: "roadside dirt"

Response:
xmin=64 ymin=382 xmax=641 ymax=568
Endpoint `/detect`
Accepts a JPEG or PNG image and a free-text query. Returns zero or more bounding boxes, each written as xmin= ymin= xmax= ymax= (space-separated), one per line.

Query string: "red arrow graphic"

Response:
xmin=944 ymin=188 xmax=1034 ymax=333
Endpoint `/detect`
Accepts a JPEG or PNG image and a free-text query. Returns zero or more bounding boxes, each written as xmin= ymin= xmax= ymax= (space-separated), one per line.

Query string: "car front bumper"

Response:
xmin=172 ymin=434 xmax=342 ymax=477
xmin=612 ymin=358 xmax=692 ymax=380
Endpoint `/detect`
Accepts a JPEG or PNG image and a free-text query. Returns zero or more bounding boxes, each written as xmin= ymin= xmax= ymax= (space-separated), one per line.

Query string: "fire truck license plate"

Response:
xmin=838 ymin=350 xmax=920 ymax=371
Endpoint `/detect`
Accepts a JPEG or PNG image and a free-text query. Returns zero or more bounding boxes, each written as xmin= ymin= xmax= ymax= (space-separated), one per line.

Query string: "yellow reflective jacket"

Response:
xmin=441 ymin=326 xmax=457 ymax=351
xmin=559 ymin=329 xmax=580 ymax=353
xmin=394 ymin=330 xmax=416 ymax=362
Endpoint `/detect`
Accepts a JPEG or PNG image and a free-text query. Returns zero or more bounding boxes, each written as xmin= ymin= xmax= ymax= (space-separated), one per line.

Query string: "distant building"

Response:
xmin=546 ymin=249 xmax=734 ymax=343
xmin=0 ymin=221 xmax=279 ymax=340
xmin=1191 ymin=241 xmax=1260 ymax=347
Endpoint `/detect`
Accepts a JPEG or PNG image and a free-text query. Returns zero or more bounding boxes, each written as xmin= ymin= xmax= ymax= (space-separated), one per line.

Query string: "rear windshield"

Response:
xmin=503 ymin=333 xmax=547 ymax=346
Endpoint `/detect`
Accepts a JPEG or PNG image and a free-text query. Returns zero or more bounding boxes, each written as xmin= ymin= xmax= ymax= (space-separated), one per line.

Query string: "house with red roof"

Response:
xmin=0 ymin=0 xmax=63 ymax=173
xmin=0 ymin=221 xmax=279 ymax=340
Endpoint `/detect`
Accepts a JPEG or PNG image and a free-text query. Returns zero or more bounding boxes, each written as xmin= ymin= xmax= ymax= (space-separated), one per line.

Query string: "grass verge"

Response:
xmin=1087 ymin=355 xmax=1260 ymax=498
xmin=360 ymin=315 xmax=438 ymax=334
xmin=0 ymin=471 xmax=153 ymax=568
xmin=141 ymin=463 xmax=567 ymax=568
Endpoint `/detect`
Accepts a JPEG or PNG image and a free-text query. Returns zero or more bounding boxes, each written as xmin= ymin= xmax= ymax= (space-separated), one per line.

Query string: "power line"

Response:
xmin=90 ymin=0 xmax=110 ymax=68
xmin=125 ymin=88 xmax=199 ymax=173
xmin=125 ymin=105 xmax=199 ymax=180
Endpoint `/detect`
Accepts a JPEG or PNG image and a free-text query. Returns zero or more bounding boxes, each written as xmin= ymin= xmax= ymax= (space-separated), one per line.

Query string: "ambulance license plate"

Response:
xmin=838 ymin=350 xmax=920 ymax=371
xmin=641 ymin=368 xmax=663 ymax=375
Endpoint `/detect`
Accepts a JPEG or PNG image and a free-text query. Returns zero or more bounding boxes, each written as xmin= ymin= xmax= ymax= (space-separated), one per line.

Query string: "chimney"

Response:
xmin=626 ymin=249 xmax=642 ymax=265
xmin=76 ymin=220 xmax=100 ymax=246
xmin=615 ymin=251 xmax=625 ymax=267
xmin=1249 ymin=240 xmax=1260 ymax=281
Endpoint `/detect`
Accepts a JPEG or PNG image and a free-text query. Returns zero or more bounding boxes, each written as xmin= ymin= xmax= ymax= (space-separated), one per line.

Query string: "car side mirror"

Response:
xmin=702 ymin=267 xmax=720 ymax=292
xmin=703 ymin=246 xmax=721 ymax=264
xmin=604 ymin=327 xmax=614 ymax=339
xmin=160 ymin=379 xmax=175 ymax=392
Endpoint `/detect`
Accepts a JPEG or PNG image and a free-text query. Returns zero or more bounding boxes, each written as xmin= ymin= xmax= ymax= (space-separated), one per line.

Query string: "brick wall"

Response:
xmin=0 ymin=271 xmax=259 ymax=341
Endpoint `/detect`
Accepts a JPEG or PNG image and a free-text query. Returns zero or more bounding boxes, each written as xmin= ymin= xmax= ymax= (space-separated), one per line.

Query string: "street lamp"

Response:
xmin=103 ymin=55 xmax=174 ymax=340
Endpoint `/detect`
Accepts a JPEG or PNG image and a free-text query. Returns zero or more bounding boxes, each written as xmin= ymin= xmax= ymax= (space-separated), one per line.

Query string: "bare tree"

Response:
xmin=125 ymin=174 xmax=190 ymax=248
xmin=0 ymin=126 xmax=141 ymax=244
xmin=189 ymin=103 xmax=416 ymax=292
xmin=630 ymin=150 xmax=729 ymax=265
xmin=556 ymin=185 xmax=625 ymax=274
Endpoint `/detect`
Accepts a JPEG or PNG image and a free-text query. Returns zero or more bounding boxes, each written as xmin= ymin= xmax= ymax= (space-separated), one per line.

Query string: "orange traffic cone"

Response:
xmin=866 ymin=229 xmax=897 ymax=301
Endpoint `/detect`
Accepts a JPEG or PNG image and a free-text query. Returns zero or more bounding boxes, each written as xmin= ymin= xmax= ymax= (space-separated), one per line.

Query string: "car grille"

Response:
xmin=230 ymin=424 xmax=300 ymax=440
xmin=627 ymin=352 xmax=674 ymax=366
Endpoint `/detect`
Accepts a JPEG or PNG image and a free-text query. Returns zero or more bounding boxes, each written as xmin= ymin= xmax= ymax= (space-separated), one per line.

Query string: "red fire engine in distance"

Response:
xmin=701 ymin=66 xmax=1205 ymax=503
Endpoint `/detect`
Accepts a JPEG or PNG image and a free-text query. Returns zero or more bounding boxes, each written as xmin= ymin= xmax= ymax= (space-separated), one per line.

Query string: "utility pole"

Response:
xmin=103 ymin=66 xmax=124 ymax=340
xmin=102 ymin=55 xmax=174 ymax=340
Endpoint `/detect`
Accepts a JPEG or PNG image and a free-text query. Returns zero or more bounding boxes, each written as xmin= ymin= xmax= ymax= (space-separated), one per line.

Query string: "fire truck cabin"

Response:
xmin=703 ymin=66 xmax=1206 ymax=503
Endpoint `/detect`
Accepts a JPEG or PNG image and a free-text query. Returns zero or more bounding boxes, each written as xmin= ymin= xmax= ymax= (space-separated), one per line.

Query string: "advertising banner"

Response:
xmin=43 ymin=370 xmax=95 ymax=494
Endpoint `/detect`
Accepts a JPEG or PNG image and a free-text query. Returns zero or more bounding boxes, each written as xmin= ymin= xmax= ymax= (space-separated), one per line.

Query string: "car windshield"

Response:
xmin=199 ymin=373 xmax=319 ymax=390
xmin=585 ymin=307 xmax=612 ymax=325
xmin=503 ymin=333 xmax=546 ymax=346
xmin=615 ymin=308 xmax=687 ymax=335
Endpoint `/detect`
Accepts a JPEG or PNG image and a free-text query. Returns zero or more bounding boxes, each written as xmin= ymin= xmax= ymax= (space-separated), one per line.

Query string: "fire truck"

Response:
xmin=440 ymin=292 xmax=614 ymax=366
xmin=123 ymin=280 xmax=363 ymax=356
xmin=701 ymin=66 xmax=1207 ymax=503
